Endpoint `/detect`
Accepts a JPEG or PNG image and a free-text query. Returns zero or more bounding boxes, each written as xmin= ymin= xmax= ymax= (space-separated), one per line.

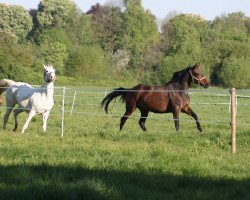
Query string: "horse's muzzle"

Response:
xmin=203 ymin=83 xmax=209 ymax=88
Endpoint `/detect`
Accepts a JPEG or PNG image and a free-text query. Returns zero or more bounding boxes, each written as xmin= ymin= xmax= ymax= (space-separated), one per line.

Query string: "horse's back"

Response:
xmin=6 ymin=83 xmax=34 ymax=108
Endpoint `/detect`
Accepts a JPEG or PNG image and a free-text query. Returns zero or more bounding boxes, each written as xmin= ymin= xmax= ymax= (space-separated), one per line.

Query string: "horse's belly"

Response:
xmin=139 ymin=96 xmax=169 ymax=113
xmin=149 ymin=104 xmax=169 ymax=113
xmin=18 ymin=99 xmax=30 ymax=110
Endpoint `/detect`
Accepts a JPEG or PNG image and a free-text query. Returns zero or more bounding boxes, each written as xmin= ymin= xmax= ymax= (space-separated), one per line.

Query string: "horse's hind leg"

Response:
xmin=4 ymin=107 xmax=13 ymax=129
xmin=173 ymin=111 xmax=180 ymax=131
xmin=120 ymin=106 xmax=136 ymax=131
xmin=182 ymin=106 xmax=202 ymax=132
xmin=13 ymin=108 xmax=24 ymax=132
xmin=4 ymin=92 xmax=16 ymax=129
xmin=138 ymin=110 xmax=149 ymax=131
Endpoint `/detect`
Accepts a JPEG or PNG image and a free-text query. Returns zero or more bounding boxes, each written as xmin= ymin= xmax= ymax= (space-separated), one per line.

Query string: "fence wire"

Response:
xmin=0 ymin=87 xmax=250 ymax=135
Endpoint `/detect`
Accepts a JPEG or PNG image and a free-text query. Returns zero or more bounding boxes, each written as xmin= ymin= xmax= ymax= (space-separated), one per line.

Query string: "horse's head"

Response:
xmin=44 ymin=65 xmax=56 ymax=83
xmin=189 ymin=63 xmax=209 ymax=88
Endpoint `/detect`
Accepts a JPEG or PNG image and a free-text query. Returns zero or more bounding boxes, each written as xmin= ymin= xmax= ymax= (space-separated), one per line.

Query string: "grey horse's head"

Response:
xmin=44 ymin=65 xmax=56 ymax=83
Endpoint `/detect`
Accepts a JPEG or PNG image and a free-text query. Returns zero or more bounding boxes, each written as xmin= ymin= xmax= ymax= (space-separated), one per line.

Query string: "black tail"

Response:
xmin=101 ymin=87 xmax=128 ymax=113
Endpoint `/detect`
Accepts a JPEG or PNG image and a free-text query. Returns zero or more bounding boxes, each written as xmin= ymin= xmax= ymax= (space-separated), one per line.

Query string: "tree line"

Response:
xmin=0 ymin=0 xmax=250 ymax=88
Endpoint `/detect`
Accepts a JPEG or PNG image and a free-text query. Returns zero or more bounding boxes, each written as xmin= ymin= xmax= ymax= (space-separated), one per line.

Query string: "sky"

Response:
xmin=0 ymin=0 xmax=250 ymax=20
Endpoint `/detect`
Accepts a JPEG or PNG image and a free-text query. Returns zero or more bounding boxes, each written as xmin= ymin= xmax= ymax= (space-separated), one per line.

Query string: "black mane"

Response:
xmin=165 ymin=66 xmax=191 ymax=84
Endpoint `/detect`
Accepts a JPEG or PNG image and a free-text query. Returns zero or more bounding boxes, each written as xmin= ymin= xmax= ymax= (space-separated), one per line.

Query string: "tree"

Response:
xmin=41 ymin=41 xmax=68 ymax=74
xmin=36 ymin=0 xmax=77 ymax=29
xmin=87 ymin=3 xmax=123 ymax=52
xmin=37 ymin=28 xmax=72 ymax=47
xmin=218 ymin=57 xmax=250 ymax=88
xmin=154 ymin=14 xmax=211 ymax=85
xmin=245 ymin=17 xmax=250 ymax=35
xmin=162 ymin=14 xmax=207 ymax=57
xmin=0 ymin=3 xmax=32 ymax=43
xmin=122 ymin=0 xmax=160 ymax=69
xmin=212 ymin=12 xmax=248 ymax=43
xmin=65 ymin=45 xmax=112 ymax=79
xmin=66 ymin=13 xmax=98 ymax=46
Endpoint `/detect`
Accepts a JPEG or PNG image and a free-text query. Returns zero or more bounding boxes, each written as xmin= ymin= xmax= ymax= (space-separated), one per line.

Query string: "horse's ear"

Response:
xmin=44 ymin=65 xmax=47 ymax=70
xmin=194 ymin=63 xmax=200 ymax=68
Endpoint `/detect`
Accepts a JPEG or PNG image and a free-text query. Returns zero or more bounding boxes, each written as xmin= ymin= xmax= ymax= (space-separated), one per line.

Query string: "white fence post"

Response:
xmin=70 ymin=91 xmax=77 ymax=116
xmin=61 ymin=87 xmax=66 ymax=138
xmin=104 ymin=89 xmax=108 ymax=97
xmin=230 ymin=88 xmax=236 ymax=154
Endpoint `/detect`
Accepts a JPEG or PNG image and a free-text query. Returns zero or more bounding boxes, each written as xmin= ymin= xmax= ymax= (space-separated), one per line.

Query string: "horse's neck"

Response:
xmin=179 ymin=72 xmax=192 ymax=90
xmin=41 ymin=82 xmax=54 ymax=97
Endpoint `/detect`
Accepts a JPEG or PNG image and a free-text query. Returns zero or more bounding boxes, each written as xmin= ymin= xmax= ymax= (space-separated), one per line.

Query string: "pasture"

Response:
xmin=0 ymin=86 xmax=249 ymax=200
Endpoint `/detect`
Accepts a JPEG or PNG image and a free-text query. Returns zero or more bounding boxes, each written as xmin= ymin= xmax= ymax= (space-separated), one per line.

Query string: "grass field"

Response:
xmin=0 ymin=86 xmax=249 ymax=200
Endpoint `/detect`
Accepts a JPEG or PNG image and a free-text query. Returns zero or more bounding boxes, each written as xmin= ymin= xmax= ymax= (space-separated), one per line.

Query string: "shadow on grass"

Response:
xmin=0 ymin=164 xmax=249 ymax=200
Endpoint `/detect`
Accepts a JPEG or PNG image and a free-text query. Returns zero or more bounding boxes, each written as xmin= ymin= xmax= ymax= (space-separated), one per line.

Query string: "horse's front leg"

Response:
xmin=42 ymin=111 xmax=50 ymax=132
xmin=22 ymin=110 xmax=36 ymax=133
xmin=182 ymin=106 xmax=202 ymax=132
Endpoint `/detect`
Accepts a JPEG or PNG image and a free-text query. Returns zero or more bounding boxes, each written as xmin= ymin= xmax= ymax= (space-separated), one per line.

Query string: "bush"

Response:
xmin=154 ymin=54 xmax=198 ymax=84
xmin=217 ymin=57 xmax=250 ymax=88
xmin=40 ymin=41 xmax=68 ymax=75
xmin=65 ymin=45 xmax=113 ymax=79
xmin=0 ymin=44 xmax=43 ymax=84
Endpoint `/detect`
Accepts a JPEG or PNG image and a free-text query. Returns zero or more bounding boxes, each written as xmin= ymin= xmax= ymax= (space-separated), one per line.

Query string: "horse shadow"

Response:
xmin=0 ymin=164 xmax=249 ymax=200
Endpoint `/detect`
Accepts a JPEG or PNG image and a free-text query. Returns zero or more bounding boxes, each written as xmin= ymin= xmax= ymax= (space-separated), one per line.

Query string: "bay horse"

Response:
xmin=0 ymin=65 xmax=56 ymax=133
xmin=101 ymin=63 xmax=209 ymax=132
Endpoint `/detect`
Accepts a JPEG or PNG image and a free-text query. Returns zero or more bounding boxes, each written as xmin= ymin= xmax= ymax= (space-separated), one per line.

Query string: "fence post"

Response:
xmin=61 ymin=87 xmax=66 ymax=138
xmin=104 ymin=89 xmax=108 ymax=97
xmin=230 ymin=88 xmax=236 ymax=154
xmin=70 ymin=91 xmax=77 ymax=116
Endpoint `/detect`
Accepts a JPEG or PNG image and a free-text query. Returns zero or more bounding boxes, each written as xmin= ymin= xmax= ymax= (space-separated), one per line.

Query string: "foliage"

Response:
xmin=88 ymin=4 xmax=124 ymax=52
xmin=41 ymin=41 xmax=68 ymax=75
xmin=0 ymin=3 xmax=32 ymax=43
xmin=212 ymin=12 xmax=248 ymax=42
xmin=37 ymin=28 xmax=72 ymax=47
xmin=112 ymin=49 xmax=130 ymax=71
xmin=218 ymin=57 xmax=250 ymax=88
xmin=164 ymin=14 xmax=207 ymax=56
xmin=156 ymin=54 xmax=196 ymax=84
xmin=0 ymin=2 xmax=250 ymax=88
xmin=66 ymin=13 xmax=98 ymax=46
xmin=0 ymin=43 xmax=43 ymax=83
xmin=36 ymin=0 xmax=77 ymax=29
xmin=65 ymin=45 xmax=112 ymax=79
xmin=122 ymin=0 xmax=160 ymax=69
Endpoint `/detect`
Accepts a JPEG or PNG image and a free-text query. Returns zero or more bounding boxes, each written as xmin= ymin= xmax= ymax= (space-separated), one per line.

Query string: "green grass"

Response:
xmin=0 ymin=87 xmax=249 ymax=199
